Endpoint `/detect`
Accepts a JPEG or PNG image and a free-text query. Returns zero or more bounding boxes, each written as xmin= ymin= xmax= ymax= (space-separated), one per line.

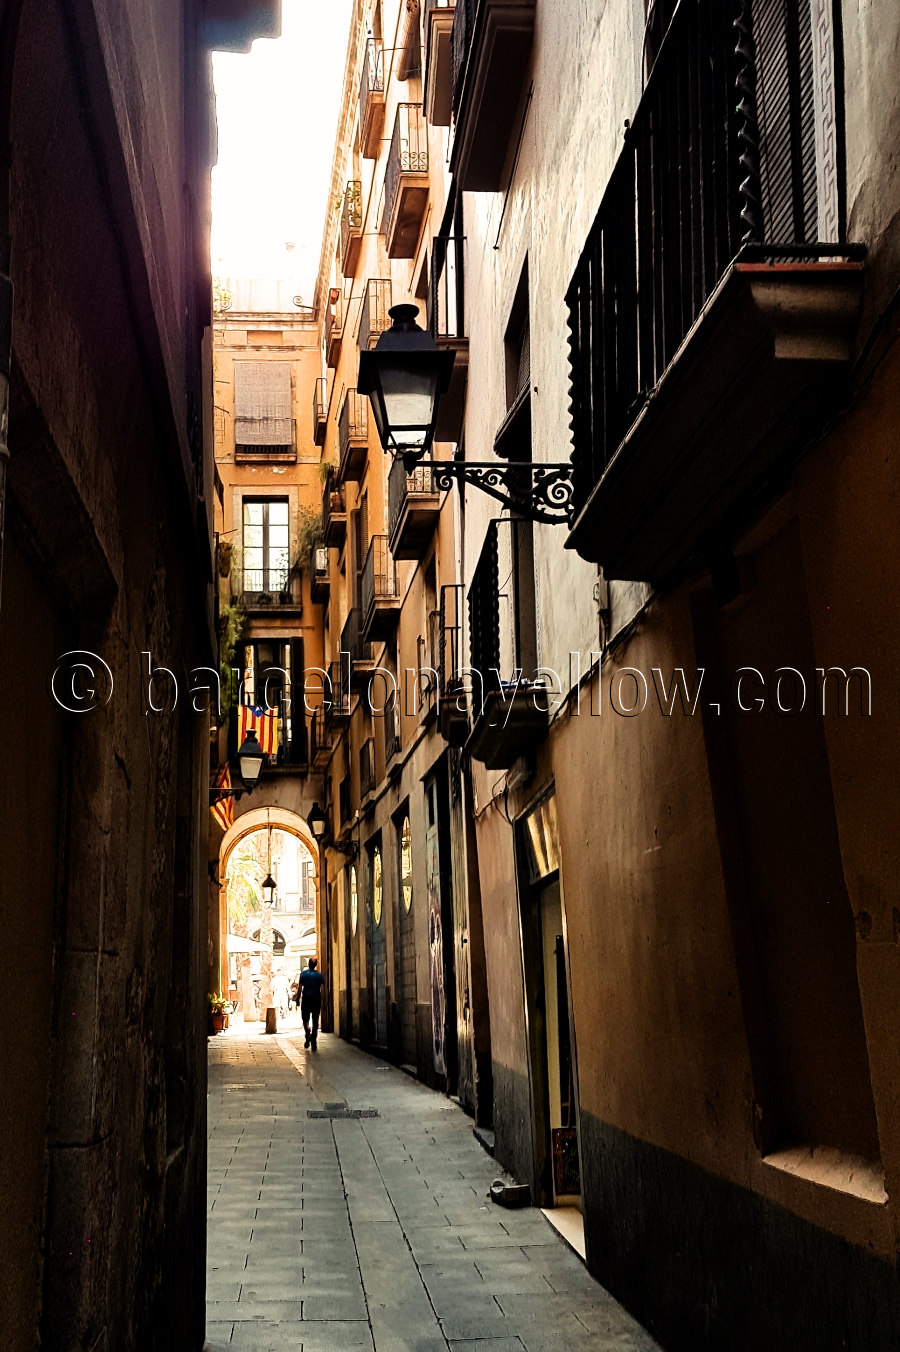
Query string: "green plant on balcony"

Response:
xmin=297 ymin=506 xmax=324 ymax=569
xmin=218 ymin=595 xmax=246 ymax=716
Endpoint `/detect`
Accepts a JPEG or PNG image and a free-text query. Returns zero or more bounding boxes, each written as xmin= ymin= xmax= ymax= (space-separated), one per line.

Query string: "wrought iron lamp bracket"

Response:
xmin=422 ymin=460 xmax=575 ymax=525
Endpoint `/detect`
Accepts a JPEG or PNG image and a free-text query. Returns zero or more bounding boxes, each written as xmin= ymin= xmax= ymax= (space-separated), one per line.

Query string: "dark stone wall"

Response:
xmin=0 ymin=1 xmax=224 ymax=1348
xmin=580 ymin=1111 xmax=900 ymax=1352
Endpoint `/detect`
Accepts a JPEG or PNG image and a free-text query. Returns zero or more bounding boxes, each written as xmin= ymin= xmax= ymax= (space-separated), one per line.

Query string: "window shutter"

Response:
xmin=234 ymin=362 xmax=293 ymax=448
xmin=289 ymin=638 xmax=307 ymax=764
xmin=753 ymin=0 xmax=818 ymax=244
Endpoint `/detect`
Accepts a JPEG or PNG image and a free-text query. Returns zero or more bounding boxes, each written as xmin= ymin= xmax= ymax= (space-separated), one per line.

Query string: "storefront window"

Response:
xmin=372 ymin=846 xmax=383 ymax=927
xmin=400 ymin=816 xmax=412 ymax=912
xmin=350 ymin=864 xmax=358 ymax=935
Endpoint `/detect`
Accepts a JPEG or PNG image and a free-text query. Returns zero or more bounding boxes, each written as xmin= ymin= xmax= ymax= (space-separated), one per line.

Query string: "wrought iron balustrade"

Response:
xmin=383 ymin=103 xmax=428 ymax=240
xmin=361 ymin=535 xmax=399 ymax=627
xmin=359 ymin=278 xmax=392 ymax=350
xmin=360 ymin=37 xmax=384 ymax=123
xmin=341 ymin=607 xmax=372 ymax=667
xmin=338 ymin=389 xmax=369 ymax=478
xmin=429 ymin=234 xmax=466 ymax=340
xmin=451 ymin=0 xmax=476 ymax=114
xmin=468 ymin=523 xmax=500 ymax=686
xmin=388 ymin=459 xmax=437 ymax=542
xmin=565 ymin=0 xmax=845 ymax=514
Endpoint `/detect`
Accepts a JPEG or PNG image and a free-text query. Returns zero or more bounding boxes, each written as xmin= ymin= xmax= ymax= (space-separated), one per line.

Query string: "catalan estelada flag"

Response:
xmin=210 ymin=763 xmax=234 ymax=833
xmin=239 ymin=703 xmax=279 ymax=756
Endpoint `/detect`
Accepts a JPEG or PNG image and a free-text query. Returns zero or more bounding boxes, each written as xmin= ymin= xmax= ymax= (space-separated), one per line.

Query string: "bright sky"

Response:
xmin=211 ymin=0 xmax=354 ymax=305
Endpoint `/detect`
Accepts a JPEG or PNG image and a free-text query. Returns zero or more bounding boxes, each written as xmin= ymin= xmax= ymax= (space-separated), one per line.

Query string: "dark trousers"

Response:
xmin=301 ymin=1002 xmax=320 ymax=1040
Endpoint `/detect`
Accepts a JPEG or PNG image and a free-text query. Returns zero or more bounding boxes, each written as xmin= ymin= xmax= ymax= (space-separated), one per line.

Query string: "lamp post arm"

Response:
xmin=423 ymin=460 xmax=575 ymax=525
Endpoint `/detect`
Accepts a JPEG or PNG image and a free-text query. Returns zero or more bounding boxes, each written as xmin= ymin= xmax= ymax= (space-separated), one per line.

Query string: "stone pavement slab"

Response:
xmin=206 ymin=1018 xmax=661 ymax=1351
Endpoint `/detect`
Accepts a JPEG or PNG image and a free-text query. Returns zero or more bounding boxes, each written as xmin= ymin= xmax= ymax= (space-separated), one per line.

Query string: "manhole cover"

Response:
xmin=307 ymin=1107 xmax=380 ymax=1120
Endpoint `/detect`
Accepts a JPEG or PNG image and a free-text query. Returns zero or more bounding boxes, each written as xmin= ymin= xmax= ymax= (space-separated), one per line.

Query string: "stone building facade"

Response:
xmin=308 ymin=1 xmax=900 ymax=1349
xmin=0 ymin=3 xmax=279 ymax=1349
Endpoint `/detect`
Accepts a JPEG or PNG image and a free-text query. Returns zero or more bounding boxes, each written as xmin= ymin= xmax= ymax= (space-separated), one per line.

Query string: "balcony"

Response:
xmin=429 ymin=232 xmax=468 ymax=441
xmin=360 ymin=737 xmax=375 ymax=803
xmin=424 ymin=0 xmax=455 ymax=126
xmin=450 ymin=0 xmax=535 ymax=191
xmin=383 ymin=104 xmax=429 ymax=259
xmin=312 ymin=376 xmax=327 ymax=446
xmin=337 ymin=388 xmax=369 ymax=483
xmin=310 ymin=707 xmax=333 ymax=768
xmin=361 ymin=535 xmax=400 ymax=643
xmin=565 ymin=0 xmax=862 ymax=583
xmin=358 ymin=278 xmax=392 ymax=350
xmin=388 ymin=458 xmax=441 ymax=561
xmin=466 ymin=523 xmax=547 ymax=768
xmin=311 ymin=546 xmax=330 ymax=604
xmin=341 ymin=608 xmax=374 ymax=692
xmin=438 ymin=582 xmax=467 ymax=746
xmin=322 ymin=472 xmax=346 ymax=549
xmin=326 ymin=290 xmax=343 ymax=368
xmin=323 ymin=659 xmax=350 ymax=729
xmin=360 ymin=38 xmax=385 ymax=159
xmin=340 ymin=180 xmax=363 ymax=277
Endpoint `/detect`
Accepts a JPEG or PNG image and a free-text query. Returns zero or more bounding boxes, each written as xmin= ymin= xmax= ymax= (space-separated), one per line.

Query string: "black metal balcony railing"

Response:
xmin=451 ymin=0 xmax=475 ymax=113
xmin=361 ymin=535 xmax=399 ymax=625
xmin=468 ymin=523 xmax=500 ymax=686
xmin=360 ymin=738 xmax=375 ymax=800
xmin=322 ymin=659 xmax=349 ymax=729
xmin=322 ymin=470 xmax=344 ymax=534
xmin=359 ymin=279 xmax=392 ymax=350
xmin=429 ymin=234 xmax=465 ymax=340
xmin=340 ymin=180 xmax=363 ymax=263
xmin=383 ymin=103 xmax=428 ymax=238
xmin=360 ymin=37 xmax=384 ymax=120
xmin=310 ymin=706 xmax=332 ymax=763
xmin=439 ymin=583 xmax=463 ymax=690
xmin=388 ymin=458 xmax=437 ymax=542
xmin=341 ymin=607 xmax=372 ymax=666
xmin=565 ymin=0 xmax=838 ymax=515
xmin=312 ymin=376 xmax=327 ymax=443
xmin=338 ymin=389 xmax=368 ymax=461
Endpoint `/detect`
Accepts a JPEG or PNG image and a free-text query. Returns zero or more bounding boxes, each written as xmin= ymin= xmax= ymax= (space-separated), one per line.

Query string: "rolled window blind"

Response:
xmin=235 ymin=362 xmax=292 ymax=447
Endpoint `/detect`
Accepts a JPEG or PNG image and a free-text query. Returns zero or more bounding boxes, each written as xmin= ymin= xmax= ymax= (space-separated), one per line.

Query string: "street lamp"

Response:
xmin=357 ymin=303 xmax=576 ymax=524
xmin=306 ymin=801 xmax=327 ymax=841
xmin=261 ymin=871 xmax=277 ymax=907
xmin=209 ymin=728 xmax=267 ymax=806
xmin=236 ymin=729 xmax=265 ymax=789
xmin=358 ymin=304 xmax=456 ymax=469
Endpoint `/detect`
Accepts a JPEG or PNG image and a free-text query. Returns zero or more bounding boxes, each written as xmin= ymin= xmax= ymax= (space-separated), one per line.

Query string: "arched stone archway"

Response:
xmin=216 ymin=806 xmax=321 ymax=1021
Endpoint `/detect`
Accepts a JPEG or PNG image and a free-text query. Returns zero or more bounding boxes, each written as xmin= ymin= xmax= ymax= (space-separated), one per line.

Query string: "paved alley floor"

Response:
xmin=206 ymin=1019 xmax=661 ymax=1352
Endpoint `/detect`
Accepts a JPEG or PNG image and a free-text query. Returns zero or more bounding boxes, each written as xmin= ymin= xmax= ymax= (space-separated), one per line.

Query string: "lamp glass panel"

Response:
xmin=379 ymin=364 xmax=439 ymax=448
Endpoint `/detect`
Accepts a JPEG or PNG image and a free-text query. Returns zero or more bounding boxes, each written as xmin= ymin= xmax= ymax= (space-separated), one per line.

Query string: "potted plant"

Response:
xmin=208 ymin=992 xmax=229 ymax=1035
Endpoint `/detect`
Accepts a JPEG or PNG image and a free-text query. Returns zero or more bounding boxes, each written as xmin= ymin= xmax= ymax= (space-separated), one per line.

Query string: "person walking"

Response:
xmin=294 ymin=957 xmax=325 ymax=1050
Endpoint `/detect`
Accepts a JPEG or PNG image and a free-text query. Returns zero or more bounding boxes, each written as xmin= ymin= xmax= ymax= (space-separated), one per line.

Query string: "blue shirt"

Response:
xmin=298 ymin=968 xmax=325 ymax=1005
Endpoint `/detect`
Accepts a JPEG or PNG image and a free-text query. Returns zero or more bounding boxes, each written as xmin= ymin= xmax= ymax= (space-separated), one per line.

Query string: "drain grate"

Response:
xmin=307 ymin=1107 xmax=380 ymax=1120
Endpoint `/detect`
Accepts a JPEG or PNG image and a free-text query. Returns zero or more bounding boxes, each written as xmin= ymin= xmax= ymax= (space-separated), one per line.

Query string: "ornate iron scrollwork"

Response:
xmin=424 ymin=461 xmax=575 ymax=525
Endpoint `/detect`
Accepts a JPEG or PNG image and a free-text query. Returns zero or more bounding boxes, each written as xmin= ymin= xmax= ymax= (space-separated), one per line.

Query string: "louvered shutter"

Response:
xmin=234 ymin=362 xmax=293 ymax=449
xmin=753 ymin=0 xmax=819 ymax=244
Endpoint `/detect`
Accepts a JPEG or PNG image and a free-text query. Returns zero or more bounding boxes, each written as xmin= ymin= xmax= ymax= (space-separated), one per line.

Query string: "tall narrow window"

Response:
xmin=350 ymin=865 xmax=359 ymax=936
xmin=372 ymin=847 xmax=383 ymax=927
xmin=243 ymin=499 xmax=290 ymax=595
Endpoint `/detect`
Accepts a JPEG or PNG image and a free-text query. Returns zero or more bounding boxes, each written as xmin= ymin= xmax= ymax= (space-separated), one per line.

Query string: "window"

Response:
xmin=400 ymin=816 xmax=412 ymax=913
xmin=372 ymin=847 xmax=383 ymax=927
xmin=234 ymin=635 xmax=307 ymax=766
xmin=234 ymin=361 xmax=293 ymax=455
xmin=350 ymin=865 xmax=359 ymax=935
xmin=243 ymin=499 xmax=290 ymax=595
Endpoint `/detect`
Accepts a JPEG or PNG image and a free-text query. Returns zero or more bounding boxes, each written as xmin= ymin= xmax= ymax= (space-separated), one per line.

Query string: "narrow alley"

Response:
xmin=206 ymin=1026 xmax=660 ymax=1352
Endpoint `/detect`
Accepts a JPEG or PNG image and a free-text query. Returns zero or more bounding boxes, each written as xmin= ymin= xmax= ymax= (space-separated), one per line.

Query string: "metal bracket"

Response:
xmin=422 ymin=460 xmax=575 ymax=525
